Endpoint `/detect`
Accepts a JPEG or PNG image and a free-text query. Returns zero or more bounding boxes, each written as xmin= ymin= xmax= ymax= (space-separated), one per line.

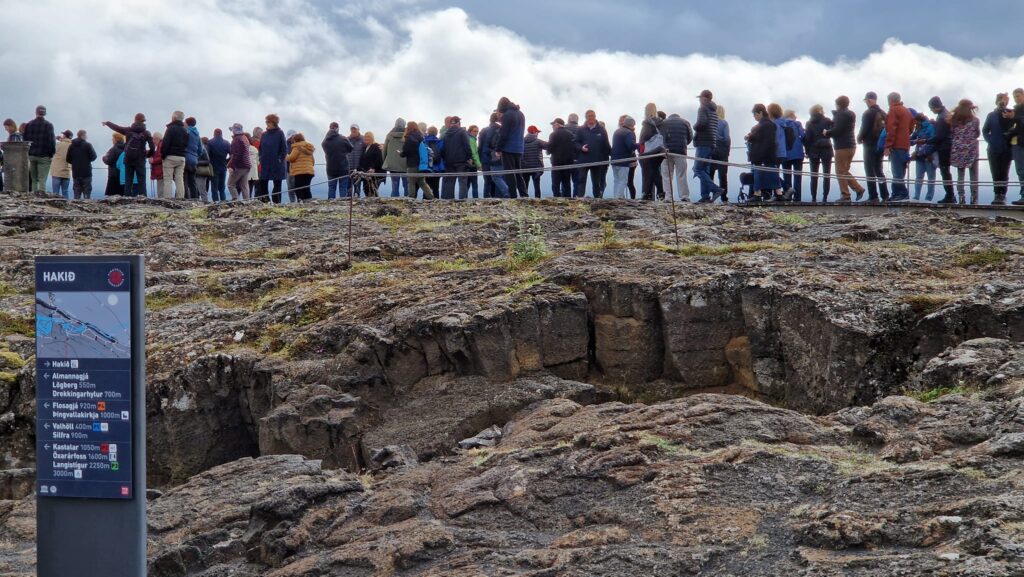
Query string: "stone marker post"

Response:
xmin=1 ymin=141 xmax=30 ymax=193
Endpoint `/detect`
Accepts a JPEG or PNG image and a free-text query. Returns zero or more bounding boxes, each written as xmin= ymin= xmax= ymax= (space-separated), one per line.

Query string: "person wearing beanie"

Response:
xmin=102 ymin=112 xmax=154 ymax=197
xmin=206 ymin=128 xmax=231 ymax=202
xmin=258 ymin=113 xmax=287 ymax=203
xmin=611 ymin=115 xmax=638 ymax=200
xmin=926 ymin=96 xmax=957 ymax=204
xmin=521 ymin=124 xmax=546 ymax=198
xmin=50 ymin=130 xmax=74 ymax=198
xmin=24 ymin=105 xmax=56 ymax=193
xmin=382 ymin=117 xmax=408 ymax=197
xmin=226 ymin=123 xmax=252 ymax=201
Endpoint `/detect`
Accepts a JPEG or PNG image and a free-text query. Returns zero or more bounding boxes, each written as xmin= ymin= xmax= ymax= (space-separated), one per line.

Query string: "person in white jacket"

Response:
xmin=247 ymin=135 xmax=259 ymax=200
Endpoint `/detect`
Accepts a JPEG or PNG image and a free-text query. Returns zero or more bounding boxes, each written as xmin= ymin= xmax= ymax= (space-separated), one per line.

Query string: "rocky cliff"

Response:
xmin=0 ymin=193 xmax=1022 ymax=575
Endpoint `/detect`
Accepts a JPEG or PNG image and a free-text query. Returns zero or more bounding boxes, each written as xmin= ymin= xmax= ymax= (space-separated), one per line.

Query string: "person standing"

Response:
xmin=546 ymin=118 xmax=576 ymax=198
xmin=258 ymin=114 xmax=288 ymax=203
xmin=746 ymin=103 xmax=779 ymax=202
xmin=381 ymin=118 xmax=408 ymax=197
xmin=23 ymin=105 xmax=56 ymax=193
xmin=422 ymin=126 xmax=444 ymax=196
xmin=183 ymin=117 xmax=202 ymax=200
xmin=950 ymin=99 xmax=981 ymax=205
xmin=347 ymin=124 xmax=365 ymax=197
xmin=206 ymin=129 xmax=230 ymax=202
xmin=322 ymin=122 xmax=354 ymax=199
xmin=359 ymin=131 xmax=384 ymax=197
xmin=150 ymin=131 xmax=164 ymax=198
xmin=495 ymin=96 xmax=527 ymax=198
xmin=910 ymin=113 xmax=937 ymax=201
xmin=692 ymin=89 xmax=723 ymax=202
xmin=50 ymin=130 xmax=73 ymax=198
xmin=858 ymin=92 xmax=889 ymax=201
xmin=247 ymin=132 xmax=260 ymax=198
xmin=638 ymin=103 xmax=664 ymax=201
xmin=65 ymin=129 xmax=97 ymax=200
xmin=782 ymin=110 xmax=806 ymax=201
xmin=479 ymin=113 xmax=510 ymax=199
xmin=441 ymin=116 xmax=473 ymax=199
xmin=927 ymin=97 xmax=957 ymax=204
xmin=226 ymin=124 xmax=251 ymax=201
xmin=610 ymin=116 xmax=637 ymax=200
xmin=1006 ymin=89 xmax=1024 ymax=205
xmin=710 ymin=105 xmax=731 ymax=202
xmin=522 ymin=125 xmax=546 ymax=198
xmin=285 ymin=132 xmax=315 ymax=202
xmin=826 ymin=96 xmax=863 ymax=201
xmin=102 ymin=133 xmax=125 ymax=197
xmin=160 ymin=111 xmax=189 ymax=199
xmin=804 ymin=104 xmax=834 ymax=202
xmin=195 ymin=137 xmax=212 ymax=202
xmin=984 ymin=93 xmax=1013 ymax=205
xmin=466 ymin=124 xmax=482 ymax=199
xmin=574 ymin=110 xmax=611 ymax=198
xmin=881 ymin=93 xmax=914 ymax=201
xmin=660 ymin=112 xmax=693 ymax=201
xmin=399 ymin=121 xmax=434 ymax=200
xmin=102 ymin=113 xmax=154 ymax=198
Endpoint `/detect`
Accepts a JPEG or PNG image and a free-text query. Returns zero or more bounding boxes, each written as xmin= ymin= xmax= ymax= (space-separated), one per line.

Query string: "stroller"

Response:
xmin=737 ymin=172 xmax=752 ymax=202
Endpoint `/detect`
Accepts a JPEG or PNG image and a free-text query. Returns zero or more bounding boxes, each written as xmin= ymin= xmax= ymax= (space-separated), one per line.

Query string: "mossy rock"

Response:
xmin=0 ymin=350 xmax=25 ymax=370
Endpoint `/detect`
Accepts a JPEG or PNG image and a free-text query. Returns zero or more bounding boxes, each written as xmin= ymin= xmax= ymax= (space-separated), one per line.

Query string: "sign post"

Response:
xmin=35 ymin=255 xmax=146 ymax=577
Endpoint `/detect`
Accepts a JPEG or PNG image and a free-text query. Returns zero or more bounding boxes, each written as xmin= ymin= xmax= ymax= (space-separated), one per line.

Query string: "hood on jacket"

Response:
xmin=293 ymin=141 xmax=314 ymax=154
xmin=187 ymin=125 xmax=200 ymax=137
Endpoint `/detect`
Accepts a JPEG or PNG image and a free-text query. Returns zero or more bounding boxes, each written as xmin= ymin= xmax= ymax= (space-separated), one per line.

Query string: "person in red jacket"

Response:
xmin=883 ymin=92 xmax=915 ymax=201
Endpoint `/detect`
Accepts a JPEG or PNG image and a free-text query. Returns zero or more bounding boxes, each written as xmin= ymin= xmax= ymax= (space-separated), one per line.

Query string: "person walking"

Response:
xmin=574 ymin=110 xmax=611 ymax=198
xmin=441 ymin=116 xmax=473 ymax=199
xmin=804 ymin=104 xmax=834 ymax=202
xmin=950 ymin=99 xmax=981 ymax=205
xmin=150 ymin=131 xmax=164 ymax=198
xmin=102 ymin=113 xmax=154 ymax=198
xmin=206 ymin=129 xmax=230 ymax=202
xmin=479 ymin=113 xmax=509 ymax=199
xmin=50 ymin=130 xmax=73 ymax=198
xmin=399 ymin=121 xmax=434 ymax=200
xmin=692 ymin=89 xmax=723 ymax=202
xmin=284 ymin=132 xmax=315 ymax=202
xmin=826 ymin=96 xmax=863 ymax=201
xmin=495 ymin=96 xmax=527 ymax=198
xmin=258 ymin=114 xmax=288 ymax=203
xmin=102 ymin=133 xmax=125 ymax=197
xmin=710 ymin=105 xmax=731 ymax=202
xmin=160 ymin=111 xmax=188 ymax=199
xmin=65 ymin=129 xmax=97 ymax=200
xmin=382 ymin=118 xmax=408 ymax=197
xmin=359 ymin=131 xmax=384 ymax=197
xmin=522 ymin=125 xmax=546 ymax=198
xmin=983 ymin=93 xmax=1013 ymax=205
xmin=859 ymin=92 xmax=889 ymax=201
xmin=347 ymin=124 xmax=365 ymax=197
xmin=466 ymin=124 xmax=482 ymax=199
xmin=611 ymin=116 xmax=637 ymax=200
xmin=746 ymin=103 xmax=779 ymax=202
xmin=226 ymin=124 xmax=251 ymax=201
xmin=322 ymin=122 xmax=354 ymax=199
xmin=546 ymin=118 xmax=575 ymax=198
xmin=883 ymin=92 xmax=914 ymax=201
xmin=24 ymin=105 xmax=56 ymax=193
xmin=782 ymin=110 xmax=806 ymax=201
xmin=638 ymin=103 xmax=664 ymax=201
xmin=927 ymin=97 xmax=957 ymax=204
xmin=660 ymin=111 xmax=693 ymax=202
xmin=910 ymin=113 xmax=937 ymax=201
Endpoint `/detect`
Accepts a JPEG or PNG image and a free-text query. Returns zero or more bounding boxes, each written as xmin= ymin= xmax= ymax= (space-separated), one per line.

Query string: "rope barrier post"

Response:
xmin=347 ymin=173 xmax=355 ymax=266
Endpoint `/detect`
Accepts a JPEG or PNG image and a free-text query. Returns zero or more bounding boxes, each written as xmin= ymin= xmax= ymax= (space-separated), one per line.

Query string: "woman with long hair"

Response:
xmin=103 ymin=132 xmax=125 ymax=197
xmin=638 ymin=102 xmax=665 ymax=201
xmin=804 ymin=104 xmax=834 ymax=202
xmin=950 ymin=98 xmax=981 ymax=204
xmin=400 ymin=121 xmax=434 ymax=200
xmin=359 ymin=131 xmax=384 ymax=197
xmin=258 ymin=114 xmax=287 ymax=203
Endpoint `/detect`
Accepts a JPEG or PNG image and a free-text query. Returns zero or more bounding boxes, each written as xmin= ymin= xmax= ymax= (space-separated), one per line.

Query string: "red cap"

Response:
xmin=527 ymin=125 xmax=540 ymax=134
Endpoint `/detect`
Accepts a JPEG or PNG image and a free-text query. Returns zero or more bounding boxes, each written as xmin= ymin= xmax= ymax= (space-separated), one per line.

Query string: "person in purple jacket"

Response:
xmin=226 ymin=124 xmax=251 ymax=201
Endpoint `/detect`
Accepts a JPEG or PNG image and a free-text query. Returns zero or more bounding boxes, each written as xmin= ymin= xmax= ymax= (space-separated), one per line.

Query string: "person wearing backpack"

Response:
xmin=102 ymin=113 xmax=154 ymax=197
xmin=781 ymin=111 xmax=805 ymax=201
xmin=858 ymin=92 xmax=889 ymax=201
xmin=399 ymin=121 xmax=434 ymax=200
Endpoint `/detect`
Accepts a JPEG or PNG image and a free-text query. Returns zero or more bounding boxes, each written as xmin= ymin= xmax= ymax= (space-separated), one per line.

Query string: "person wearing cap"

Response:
xmin=610 ymin=116 xmax=637 ymax=200
xmin=983 ymin=93 xmax=1013 ymax=205
xmin=50 ymin=130 xmax=74 ymax=198
xmin=858 ymin=91 xmax=889 ymax=201
xmin=206 ymin=128 xmax=231 ymax=202
xmin=347 ymin=124 xmax=365 ymax=197
xmin=102 ymin=113 xmax=155 ymax=198
xmin=575 ymin=110 xmax=611 ymax=198
xmin=925 ymin=96 xmax=956 ymax=204
xmin=546 ymin=118 xmax=575 ymax=198
xmin=24 ymin=105 xmax=56 ymax=193
xmin=441 ymin=116 xmax=473 ymax=199
xmin=258 ymin=113 xmax=288 ymax=203
xmin=693 ymin=90 xmax=724 ymax=203
xmin=322 ymin=121 xmax=354 ymax=199
xmin=883 ymin=92 xmax=914 ymax=201
xmin=226 ymin=124 xmax=252 ymax=201
xmin=66 ymin=129 xmax=97 ymax=200
xmin=825 ymin=96 xmax=863 ymax=201
xmin=522 ymin=124 xmax=546 ymax=198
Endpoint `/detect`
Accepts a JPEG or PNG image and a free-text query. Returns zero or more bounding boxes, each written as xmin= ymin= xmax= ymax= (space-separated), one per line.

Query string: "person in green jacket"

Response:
xmin=381 ymin=117 xmax=408 ymax=197
xmin=467 ymin=124 xmax=482 ymax=199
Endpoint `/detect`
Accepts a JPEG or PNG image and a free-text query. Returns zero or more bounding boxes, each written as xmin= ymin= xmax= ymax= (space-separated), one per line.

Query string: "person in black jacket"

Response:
xmin=66 ymin=130 xmax=98 ymax=200
xmin=441 ymin=117 xmax=473 ymax=199
xmin=399 ymin=121 xmax=434 ymax=200
xmin=1005 ymin=88 xmax=1024 ymax=205
xmin=804 ymin=105 xmax=834 ymax=202
xmin=574 ymin=110 xmax=611 ymax=198
xmin=23 ymin=105 xmax=55 ymax=193
xmin=858 ymin=92 xmax=889 ymax=201
xmin=660 ymin=112 xmax=693 ymax=201
xmin=523 ymin=125 xmax=547 ymax=198
xmin=826 ymin=96 xmax=863 ymax=201
xmin=103 ymin=113 xmax=154 ymax=198
xmin=546 ymin=118 xmax=575 ymax=198
xmin=322 ymin=122 xmax=354 ymax=199
xmin=746 ymin=103 xmax=778 ymax=202
xmin=102 ymin=133 xmax=125 ymax=197
xmin=927 ymin=96 xmax=956 ymax=204
xmin=359 ymin=131 xmax=384 ymax=197
xmin=160 ymin=111 xmax=189 ymax=198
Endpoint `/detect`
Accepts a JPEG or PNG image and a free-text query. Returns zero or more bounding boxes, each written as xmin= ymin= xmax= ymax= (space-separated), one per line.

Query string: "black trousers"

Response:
xmin=551 ymin=166 xmax=572 ymax=197
xmin=576 ymin=165 xmax=605 ymax=198
xmin=626 ymin=164 xmax=637 ymax=199
xmin=640 ymin=156 xmax=664 ymax=200
xmin=809 ymin=156 xmax=832 ymax=201
xmin=259 ymin=178 xmax=283 ymax=203
xmin=709 ymin=153 xmax=728 ymax=196
xmin=123 ymin=160 xmax=146 ymax=197
xmin=185 ymin=166 xmax=199 ymax=199
xmin=526 ymin=171 xmax=542 ymax=198
xmin=501 ymin=153 xmax=527 ymax=198
xmin=989 ymin=148 xmax=1013 ymax=197
xmin=938 ymin=149 xmax=955 ymax=199
xmin=293 ymin=174 xmax=313 ymax=201
xmin=863 ymin=144 xmax=889 ymax=200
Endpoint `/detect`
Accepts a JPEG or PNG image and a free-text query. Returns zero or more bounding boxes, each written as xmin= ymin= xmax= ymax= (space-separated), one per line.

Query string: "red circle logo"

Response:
xmin=108 ymin=269 xmax=125 ymax=287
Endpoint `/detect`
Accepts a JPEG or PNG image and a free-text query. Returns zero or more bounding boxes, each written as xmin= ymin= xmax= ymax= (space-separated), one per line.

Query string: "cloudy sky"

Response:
xmin=2 ymin=0 xmax=1022 ymax=198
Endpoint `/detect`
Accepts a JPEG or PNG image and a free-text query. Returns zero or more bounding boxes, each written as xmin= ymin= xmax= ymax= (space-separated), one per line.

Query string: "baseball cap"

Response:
xmin=61 ymin=130 xmax=73 ymax=138
xmin=864 ymin=91 xmax=878 ymax=101
xmin=450 ymin=116 xmax=461 ymax=124
xmin=697 ymin=89 xmax=713 ymax=99
xmin=551 ymin=118 xmax=565 ymax=126
xmin=527 ymin=125 xmax=540 ymax=134
xmin=350 ymin=123 xmax=359 ymax=130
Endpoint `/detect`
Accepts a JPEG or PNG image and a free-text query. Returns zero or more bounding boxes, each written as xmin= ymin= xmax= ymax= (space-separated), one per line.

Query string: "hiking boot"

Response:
xmin=992 ymin=194 xmax=1007 ymax=206
xmin=889 ymin=192 xmax=910 ymax=202
xmin=970 ymin=192 xmax=978 ymax=205
xmin=697 ymin=197 xmax=713 ymax=204
xmin=958 ymin=192 xmax=966 ymax=204
xmin=1012 ymin=197 xmax=1024 ymax=206
xmin=855 ymin=189 xmax=865 ymax=201
xmin=938 ymin=193 xmax=957 ymax=204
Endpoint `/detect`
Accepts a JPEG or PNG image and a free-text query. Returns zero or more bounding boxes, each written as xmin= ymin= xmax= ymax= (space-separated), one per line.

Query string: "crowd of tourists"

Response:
xmin=2 ymin=89 xmax=1024 ymax=206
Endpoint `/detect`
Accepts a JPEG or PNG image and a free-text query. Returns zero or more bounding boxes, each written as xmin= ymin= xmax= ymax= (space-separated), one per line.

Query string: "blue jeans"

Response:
xmin=467 ymin=174 xmax=479 ymax=198
xmin=915 ymin=157 xmax=936 ymax=201
xmin=889 ymin=149 xmax=909 ymax=198
xmin=51 ymin=177 xmax=70 ymax=198
xmin=328 ymin=175 xmax=351 ymax=199
xmin=390 ymin=175 xmax=407 ymax=197
xmin=211 ymin=169 xmax=227 ymax=202
xmin=693 ymin=145 xmax=721 ymax=200
xmin=488 ymin=162 xmax=509 ymax=198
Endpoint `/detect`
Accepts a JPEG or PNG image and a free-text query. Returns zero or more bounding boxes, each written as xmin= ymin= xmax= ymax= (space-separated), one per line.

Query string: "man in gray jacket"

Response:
xmin=693 ymin=89 xmax=723 ymax=203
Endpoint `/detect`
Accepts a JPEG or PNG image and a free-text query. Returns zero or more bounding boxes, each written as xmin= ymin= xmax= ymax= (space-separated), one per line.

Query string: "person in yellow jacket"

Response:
xmin=285 ymin=133 xmax=315 ymax=202
xmin=51 ymin=130 xmax=74 ymax=198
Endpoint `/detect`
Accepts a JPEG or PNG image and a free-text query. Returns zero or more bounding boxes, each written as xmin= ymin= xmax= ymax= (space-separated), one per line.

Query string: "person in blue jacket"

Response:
xmin=610 ymin=116 xmax=637 ymax=200
xmin=206 ymin=128 xmax=231 ymax=202
xmin=258 ymin=113 xmax=288 ymax=204
xmin=910 ymin=113 xmax=937 ymax=201
xmin=782 ymin=110 xmax=806 ymax=201
xmin=495 ymin=96 xmax=527 ymax=198
xmin=184 ymin=117 xmax=202 ymax=200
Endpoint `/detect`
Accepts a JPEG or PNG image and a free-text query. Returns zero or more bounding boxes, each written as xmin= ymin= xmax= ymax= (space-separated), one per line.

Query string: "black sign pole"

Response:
xmin=35 ymin=255 xmax=146 ymax=577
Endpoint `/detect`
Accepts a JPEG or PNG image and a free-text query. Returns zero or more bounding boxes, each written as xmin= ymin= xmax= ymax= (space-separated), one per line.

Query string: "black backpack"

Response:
xmin=784 ymin=123 xmax=797 ymax=151
xmin=125 ymin=131 xmax=148 ymax=162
